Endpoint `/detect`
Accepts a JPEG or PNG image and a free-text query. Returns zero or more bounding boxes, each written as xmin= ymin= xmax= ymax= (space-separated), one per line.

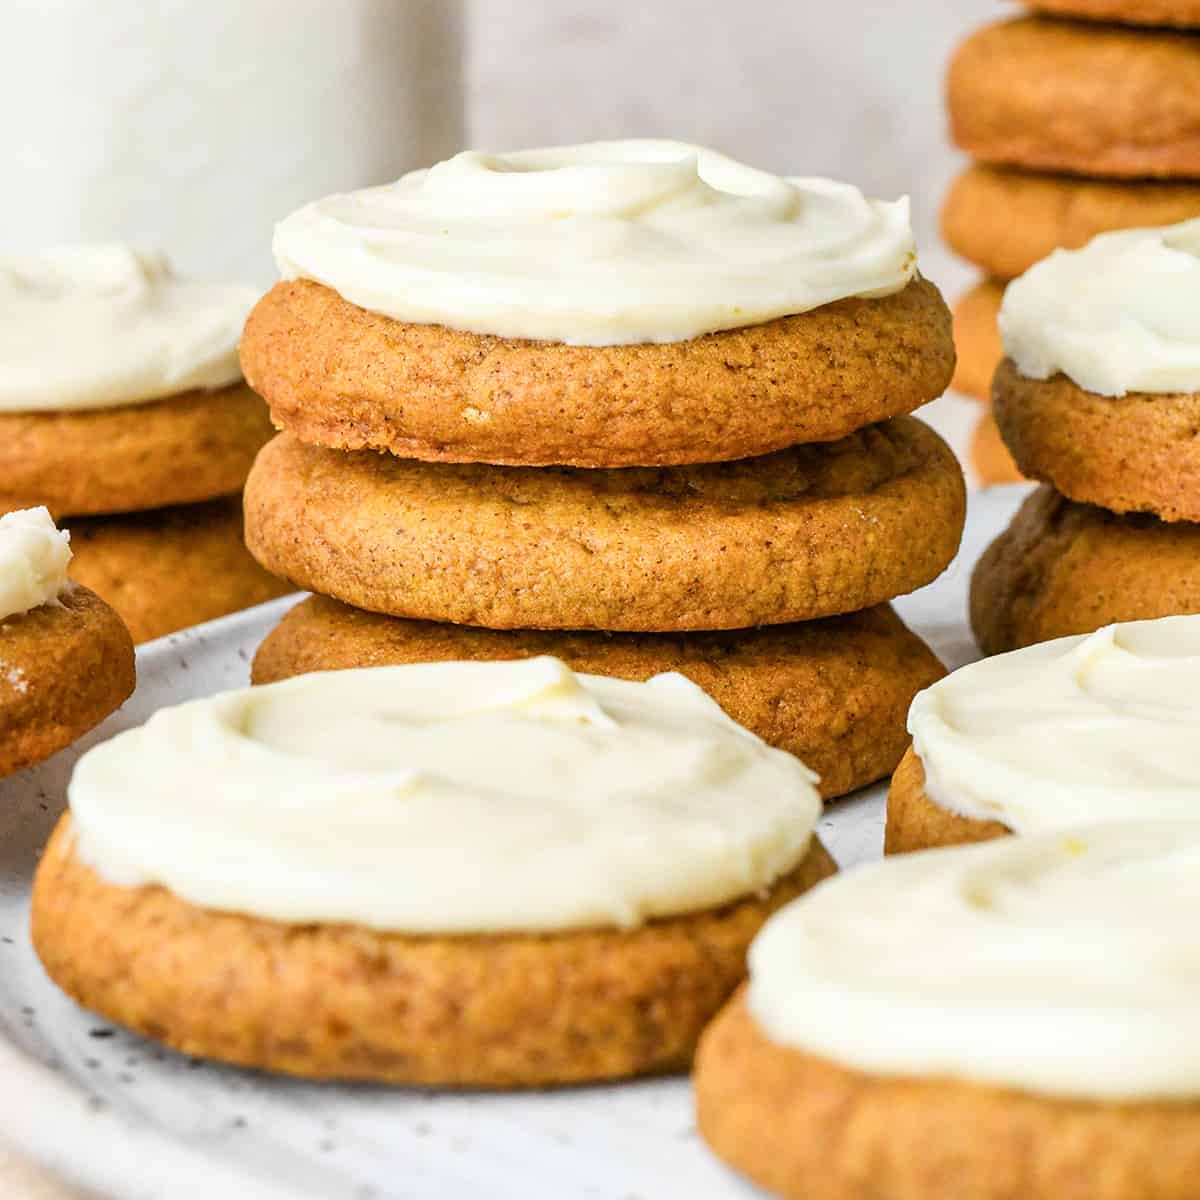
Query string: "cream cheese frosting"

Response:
xmin=273 ymin=139 xmax=917 ymax=345
xmin=0 ymin=245 xmax=259 ymax=412
xmin=749 ymin=823 xmax=1200 ymax=1101
xmin=0 ymin=508 xmax=72 ymax=622
xmin=68 ymin=657 xmax=822 ymax=933
xmin=1000 ymin=217 xmax=1200 ymax=396
xmin=908 ymin=615 xmax=1200 ymax=834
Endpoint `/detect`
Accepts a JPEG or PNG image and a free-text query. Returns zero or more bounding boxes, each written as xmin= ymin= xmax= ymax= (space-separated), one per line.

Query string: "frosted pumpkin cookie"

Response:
xmin=253 ymin=597 xmax=945 ymax=801
xmin=995 ymin=219 xmax=1200 ymax=522
xmin=65 ymin=498 xmax=292 ymax=644
xmin=950 ymin=278 xmax=1003 ymax=402
xmin=244 ymin=418 xmax=965 ymax=632
xmin=696 ymin=824 xmax=1200 ymax=1200
xmin=0 ymin=509 xmax=134 ymax=779
xmin=948 ymin=18 xmax=1200 ymax=179
xmin=886 ymin=614 xmax=1200 ymax=853
xmin=32 ymin=657 xmax=834 ymax=1086
xmin=942 ymin=165 xmax=1200 ymax=282
xmin=971 ymin=487 xmax=1200 ymax=654
xmin=242 ymin=141 xmax=954 ymax=468
xmin=0 ymin=246 xmax=272 ymax=516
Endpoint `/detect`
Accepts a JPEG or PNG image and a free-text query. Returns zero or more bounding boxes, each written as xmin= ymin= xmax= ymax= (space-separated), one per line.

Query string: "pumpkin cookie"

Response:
xmin=33 ymin=659 xmax=834 ymax=1085
xmin=993 ymin=359 xmax=1200 ymax=523
xmin=0 ymin=509 xmax=134 ymax=779
xmin=971 ymin=486 xmax=1200 ymax=654
xmin=948 ymin=18 xmax=1200 ymax=178
xmin=253 ymin=596 xmax=946 ymax=801
xmin=970 ymin=410 xmax=1024 ymax=486
xmin=1024 ymin=0 xmax=1200 ymax=27
xmin=0 ymin=384 xmax=274 ymax=518
xmin=244 ymin=419 xmax=965 ymax=632
xmin=950 ymin=279 xmax=1003 ymax=401
xmin=696 ymin=824 xmax=1200 ymax=1200
xmin=242 ymin=277 xmax=954 ymax=469
xmin=65 ymin=498 xmax=292 ymax=645
xmin=942 ymin=166 xmax=1200 ymax=282
xmin=885 ymin=747 xmax=1009 ymax=854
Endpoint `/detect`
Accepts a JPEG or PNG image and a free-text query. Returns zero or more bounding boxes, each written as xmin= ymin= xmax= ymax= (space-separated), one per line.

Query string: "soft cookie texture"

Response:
xmin=951 ymin=279 xmax=1003 ymax=402
xmin=1024 ymin=0 xmax=1200 ymax=26
xmin=244 ymin=419 xmax=965 ymax=633
xmin=942 ymin=166 xmax=1200 ymax=282
xmin=253 ymin=596 xmax=945 ymax=801
xmin=971 ymin=411 xmax=1024 ymax=486
xmin=0 ymin=385 xmax=274 ymax=518
xmin=31 ymin=819 xmax=835 ymax=1087
xmin=240 ymin=277 xmax=955 ymax=468
xmin=694 ymin=992 xmax=1200 ymax=1200
xmin=971 ymin=485 xmax=1200 ymax=654
xmin=884 ymin=747 xmax=1008 ymax=854
xmin=948 ymin=18 xmax=1200 ymax=179
xmin=993 ymin=358 xmax=1200 ymax=523
xmin=0 ymin=587 xmax=134 ymax=779
xmin=65 ymin=498 xmax=292 ymax=644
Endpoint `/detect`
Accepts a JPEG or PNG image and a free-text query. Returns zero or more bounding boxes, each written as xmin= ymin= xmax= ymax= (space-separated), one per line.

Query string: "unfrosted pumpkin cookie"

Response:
xmin=942 ymin=165 xmax=1200 ymax=281
xmin=253 ymin=596 xmax=945 ymax=801
xmin=948 ymin=18 xmax=1200 ymax=178
xmin=1023 ymin=0 xmax=1200 ymax=27
xmin=970 ymin=410 xmax=1024 ymax=486
xmin=245 ymin=141 xmax=953 ymax=468
xmin=696 ymin=823 xmax=1200 ymax=1200
xmin=995 ymin=219 xmax=1200 ymax=522
xmin=65 ymin=498 xmax=292 ymax=644
xmin=33 ymin=658 xmax=834 ymax=1086
xmin=970 ymin=486 xmax=1200 ymax=654
xmin=0 ymin=246 xmax=269 ymax=517
xmin=0 ymin=509 xmax=134 ymax=779
xmin=950 ymin=278 xmax=1003 ymax=401
xmin=886 ymin=613 xmax=1200 ymax=852
xmin=244 ymin=418 xmax=965 ymax=632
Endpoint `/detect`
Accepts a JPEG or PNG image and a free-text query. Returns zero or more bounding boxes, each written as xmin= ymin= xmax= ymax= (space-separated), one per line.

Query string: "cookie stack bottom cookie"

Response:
xmin=245 ymin=416 xmax=965 ymax=801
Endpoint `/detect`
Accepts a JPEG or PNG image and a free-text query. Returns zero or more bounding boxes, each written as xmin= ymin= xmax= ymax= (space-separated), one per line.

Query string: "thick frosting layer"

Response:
xmin=69 ymin=657 xmax=822 ymax=933
xmin=273 ymin=139 xmax=917 ymax=345
xmin=0 ymin=508 xmax=72 ymax=621
xmin=1001 ymin=218 xmax=1200 ymax=396
xmin=0 ymin=246 xmax=259 ymax=412
xmin=750 ymin=823 xmax=1200 ymax=1100
xmin=909 ymin=615 xmax=1200 ymax=834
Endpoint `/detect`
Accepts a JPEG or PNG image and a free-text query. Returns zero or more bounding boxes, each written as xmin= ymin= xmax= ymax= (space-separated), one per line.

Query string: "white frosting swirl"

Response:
xmin=273 ymin=140 xmax=917 ymax=345
xmin=0 ymin=245 xmax=259 ymax=412
xmin=0 ymin=508 xmax=71 ymax=621
xmin=750 ymin=823 xmax=1200 ymax=1100
xmin=909 ymin=616 xmax=1200 ymax=834
xmin=69 ymin=657 xmax=822 ymax=933
xmin=1000 ymin=218 xmax=1200 ymax=396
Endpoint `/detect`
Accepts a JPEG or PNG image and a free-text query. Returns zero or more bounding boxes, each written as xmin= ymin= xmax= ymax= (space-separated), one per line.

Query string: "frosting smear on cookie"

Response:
xmin=274 ymin=140 xmax=916 ymax=345
xmin=0 ymin=507 xmax=72 ymax=621
xmin=68 ymin=657 xmax=822 ymax=933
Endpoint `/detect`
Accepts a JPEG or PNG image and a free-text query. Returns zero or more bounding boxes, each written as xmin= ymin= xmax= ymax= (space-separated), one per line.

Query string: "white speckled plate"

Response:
xmin=0 ymin=486 xmax=1032 ymax=1200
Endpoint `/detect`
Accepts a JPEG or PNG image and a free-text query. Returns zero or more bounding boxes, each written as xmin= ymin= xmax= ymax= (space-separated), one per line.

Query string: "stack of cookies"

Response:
xmin=970 ymin=217 xmax=1200 ymax=653
xmin=1 ymin=246 xmax=289 ymax=642
xmin=241 ymin=141 xmax=966 ymax=802
xmin=942 ymin=0 xmax=1200 ymax=482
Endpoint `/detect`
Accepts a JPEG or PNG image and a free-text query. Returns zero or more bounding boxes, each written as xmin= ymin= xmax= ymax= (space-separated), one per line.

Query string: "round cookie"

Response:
xmin=951 ymin=279 xmax=1004 ymax=402
xmin=971 ymin=410 xmax=1024 ymax=486
xmin=0 ymin=384 xmax=275 ymax=518
xmin=32 ymin=815 xmax=835 ymax=1087
xmin=1023 ymin=0 xmax=1200 ymax=27
xmin=244 ymin=419 xmax=966 ymax=633
xmin=885 ymin=746 xmax=1008 ymax=854
xmin=695 ymin=990 xmax=1200 ymax=1200
xmin=241 ymin=277 xmax=955 ymax=469
xmin=971 ymin=485 xmax=1200 ymax=654
xmin=948 ymin=18 xmax=1200 ymax=179
xmin=942 ymin=165 xmax=1200 ymax=282
xmin=993 ymin=358 xmax=1200 ymax=523
xmin=65 ymin=498 xmax=293 ymax=645
xmin=253 ymin=596 xmax=946 ymax=801
xmin=1 ymin=586 xmax=134 ymax=779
